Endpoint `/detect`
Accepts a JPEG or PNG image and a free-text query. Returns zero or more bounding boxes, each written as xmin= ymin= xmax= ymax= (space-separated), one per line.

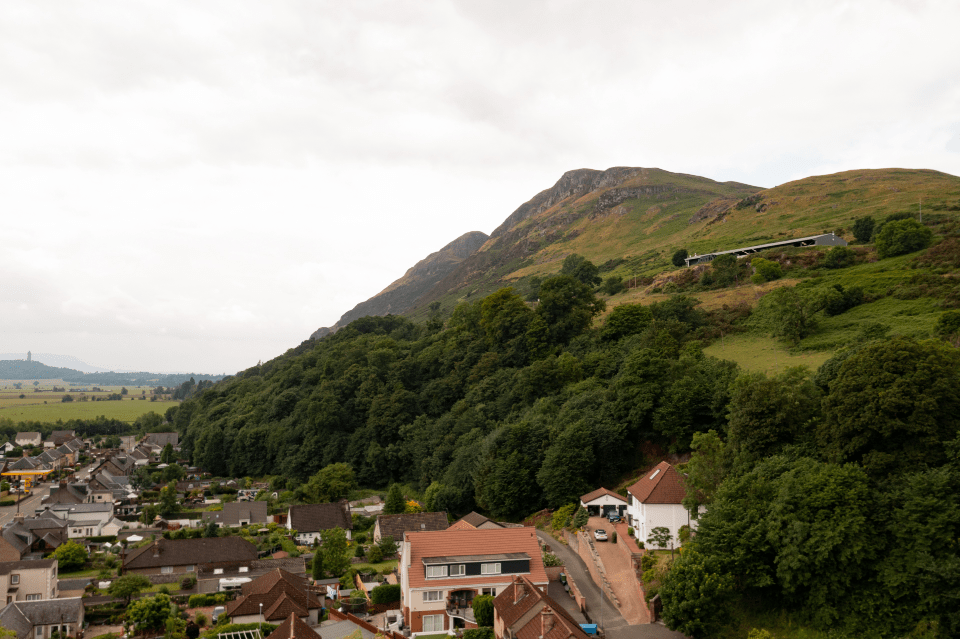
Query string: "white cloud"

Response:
xmin=0 ymin=0 xmax=957 ymax=372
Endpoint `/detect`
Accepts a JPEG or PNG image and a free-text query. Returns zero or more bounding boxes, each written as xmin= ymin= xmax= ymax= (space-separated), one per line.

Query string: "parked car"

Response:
xmin=212 ymin=606 xmax=225 ymax=623
xmin=594 ymin=529 xmax=608 ymax=542
xmin=607 ymin=513 xmax=622 ymax=523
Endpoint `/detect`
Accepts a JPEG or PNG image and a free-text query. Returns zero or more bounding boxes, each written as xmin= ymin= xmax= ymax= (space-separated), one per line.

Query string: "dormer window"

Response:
xmin=450 ymin=564 xmax=465 ymax=576
xmin=481 ymin=563 xmax=501 ymax=575
xmin=426 ymin=565 xmax=448 ymax=578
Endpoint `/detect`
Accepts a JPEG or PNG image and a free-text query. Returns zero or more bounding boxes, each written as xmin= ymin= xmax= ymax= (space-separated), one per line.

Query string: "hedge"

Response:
xmin=370 ymin=583 xmax=401 ymax=605
xmin=0 ymin=500 xmax=15 ymax=507
xmin=188 ymin=593 xmax=228 ymax=608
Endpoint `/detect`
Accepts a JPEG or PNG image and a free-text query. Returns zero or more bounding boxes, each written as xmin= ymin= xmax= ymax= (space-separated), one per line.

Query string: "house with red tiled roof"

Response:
xmin=625 ymin=461 xmax=696 ymax=550
xmin=264 ymin=612 xmax=319 ymax=639
xmin=493 ymin=575 xmax=589 ymax=639
xmin=578 ymin=488 xmax=626 ymax=519
xmin=224 ymin=568 xmax=322 ymax=625
xmin=400 ymin=528 xmax=548 ymax=635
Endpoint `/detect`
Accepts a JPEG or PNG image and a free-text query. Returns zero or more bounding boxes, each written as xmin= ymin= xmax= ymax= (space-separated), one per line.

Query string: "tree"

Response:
xmin=203 ymin=522 xmax=219 ymax=538
xmin=823 ymin=245 xmax=856 ymax=269
xmin=601 ymin=275 xmax=625 ymax=296
xmin=875 ymin=218 xmax=933 ymax=258
xmin=600 ymin=303 xmax=652 ymax=341
xmin=383 ymin=484 xmax=405 ymax=515
xmin=535 ymin=275 xmax=606 ymax=345
xmin=672 ymin=249 xmax=689 ymax=268
xmin=560 ymin=254 xmax=602 ymax=286
xmin=305 ymin=463 xmax=356 ymax=503
xmin=726 ymin=367 xmax=821 ymax=461
xmin=311 ymin=550 xmax=324 ymax=580
xmin=321 ymin=527 xmax=351 ymax=576
xmin=120 ymin=387 xmax=128 ymax=396
xmin=573 ymin=506 xmax=589 ymax=529
xmin=934 ymin=310 xmax=960 ymax=344
xmin=423 ymin=481 xmax=443 ymax=512
xmin=754 ymin=286 xmax=820 ymax=344
xmin=852 ymin=216 xmax=875 ymax=243
xmin=367 ymin=544 xmax=384 ymax=563
xmin=126 ymin=593 xmax=173 ymax=633
xmin=159 ymin=481 xmax=180 ymax=516
xmin=53 ymin=540 xmax=87 ymax=571
xmin=108 ymin=574 xmax=152 ymax=605
xmin=659 ymin=549 xmax=735 ymax=639
xmin=647 ymin=526 xmax=672 ymax=550
xmin=160 ymin=443 xmax=175 ymax=464
xmin=819 ymin=336 xmax=960 ymax=477
xmin=681 ymin=430 xmax=729 ymax=513
xmin=378 ymin=535 xmax=397 ymax=557
xmin=472 ymin=594 xmax=495 ymax=627
xmin=140 ymin=504 xmax=159 ymax=525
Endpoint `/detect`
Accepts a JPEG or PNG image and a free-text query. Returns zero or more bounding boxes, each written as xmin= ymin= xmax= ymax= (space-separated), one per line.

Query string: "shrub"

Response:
xmin=875 ymin=218 xmax=933 ymax=258
xmin=935 ymin=310 xmax=960 ymax=341
xmin=354 ymin=533 xmax=367 ymax=544
xmin=823 ymin=284 xmax=864 ymax=316
xmin=195 ymin=613 xmax=207 ymax=628
xmin=463 ymin=629 xmax=494 ymax=639
xmin=0 ymin=499 xmax=15 ymax=507
xmin=611 ymin=531 xmax=618 ymax=544
xmin=672 ymin=249 xmax=689 ymax=268
xmin=542 ymin=552 xmax=563 ymax=567
xmin=823 ymin=246 xmax=856 ymax=269
xmin=641 ymin=554 xmax=657 ymax=572
xmin=750 ymin=258 xmax=782 ymax=284
xmin=472 ymin=595 xmax=495 ymax=627
xmin=551 ymin=504 xmax=575 ymax=530
xmin=354 ymin=545 xmax=365 ymax=558
xmin=370 ymin=583 xmax=401 ymax=605
xmin=601 ymin=275 xmax=625 ymax=295
xmin=628 ymin=527 xmax=635 ymax=537
xmin=366 ymin=545 xmax=383 ymax=563
xmin=180 ymin=575 xmax=197 ymax=590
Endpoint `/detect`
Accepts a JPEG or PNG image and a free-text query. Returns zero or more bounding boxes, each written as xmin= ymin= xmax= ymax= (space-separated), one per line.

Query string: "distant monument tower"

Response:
xmin=26 ymin=351 xmax=31 ymax=362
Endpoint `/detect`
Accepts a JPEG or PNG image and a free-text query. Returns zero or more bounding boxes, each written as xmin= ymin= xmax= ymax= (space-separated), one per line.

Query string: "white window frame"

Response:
xmin=10 ymin=575 xmax=18 ymax=585
xmin=422 ymin=615 xmax=444 ymax=632
xmin=161 ymin=566 xmax=173 ymax=574
xmin=426 ymin=565 xmax=448 ymax=578
xmin=481 ymin=563 xmax=501 ymax=575
xmin=450 ymin=564 xmax=465 ymax=576
xmin=185 ymin=566 xmax=195 ymax=572
xmin=26 ymin=594 xmax=42 ymax=601
xmin=423 ymin=590 xmax=442 ymax=602
xmin=482 ymin=588 xmax=497 ymax=597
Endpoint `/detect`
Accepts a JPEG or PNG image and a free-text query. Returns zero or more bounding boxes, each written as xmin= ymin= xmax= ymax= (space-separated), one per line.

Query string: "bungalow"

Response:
xmin=625 ymin=461 xmax=696 ymax=550
xmin=373 ymin=511 xmax=448 ymax=544
xmin=0 ymin=559 xmax=58 ymax=604
xmin=123 ymin=537 xmax=258 ymax=576
xmin=579 ymin=487 xmax=627 ymax=519
xmin=286 ymin=502 xmax=352 ymax=546
xmin=0 ymin=598 xmax=84 ymax=639
xmin=493 ymin=575 xmax=590 ymax=639
xmin=400 ymin=527 xmax=548 ymax=634
xmin=223 ymin=568 xmax=323 ymax=624
xmin=202 ymin=501 xmax=269 ymax=529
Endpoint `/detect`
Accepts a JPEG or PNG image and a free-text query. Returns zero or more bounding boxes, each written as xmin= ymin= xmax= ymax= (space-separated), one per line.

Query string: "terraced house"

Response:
xmin=400 ymin=528 xmax=547 ymax=634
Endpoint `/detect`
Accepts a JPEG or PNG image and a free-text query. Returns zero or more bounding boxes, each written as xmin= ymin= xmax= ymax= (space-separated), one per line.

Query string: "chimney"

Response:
xmin=152 ymin=540 xmax=161 ymax=557
xmin=540 ymin=606 xmax=555 ymax=637
xmin=513 ymin=577 xmax=525 ymax=604
xmin=13 ymin=513 xmax=24 ymax=524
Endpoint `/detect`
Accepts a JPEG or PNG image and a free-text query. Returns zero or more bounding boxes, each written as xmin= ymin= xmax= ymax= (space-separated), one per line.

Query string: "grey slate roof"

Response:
xmin=124 ymin=537 xmax=259 ymax=570
xmin=288 ymin=502 xmax=351 ymax=534
xmin=202 ymin=501 xmax=269 ymax=527
xmin=0 ymin=598 xmax=84 ymax=639
xmin=0 ymin=558 xmax=56 ymax=575
xmin=375 ymin=511 xmax=448 ymax=541
xmin=144 ymin=432 xmax=179 ymax=447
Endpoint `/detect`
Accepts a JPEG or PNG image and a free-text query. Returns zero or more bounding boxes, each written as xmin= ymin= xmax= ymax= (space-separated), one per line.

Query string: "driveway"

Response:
xmin=536 ymin=530 xmax=686 ymax=639
xmin=586 ymin=517 xmax=649 ymax=625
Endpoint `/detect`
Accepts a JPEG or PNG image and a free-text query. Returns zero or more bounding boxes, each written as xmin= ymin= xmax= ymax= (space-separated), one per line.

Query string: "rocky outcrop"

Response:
xmin=310 ymin=231 xmax=488 ymax=339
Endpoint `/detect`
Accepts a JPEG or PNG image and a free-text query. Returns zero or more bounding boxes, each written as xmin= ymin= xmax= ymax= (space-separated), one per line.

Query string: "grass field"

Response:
xmin=0 ymin=397 xmax=178 ymax=423
xmin=703 ymin=335 xmax=833 ymax=374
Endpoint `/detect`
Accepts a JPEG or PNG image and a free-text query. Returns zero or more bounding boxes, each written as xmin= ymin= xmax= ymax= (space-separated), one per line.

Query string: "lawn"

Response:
xmin=352 ymin=559 xmax=399 ymax=574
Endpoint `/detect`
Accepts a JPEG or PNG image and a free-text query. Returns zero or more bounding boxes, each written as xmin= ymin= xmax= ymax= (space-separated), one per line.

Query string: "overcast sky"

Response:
xmin=1 ymin=1 xmax=958 ymax=374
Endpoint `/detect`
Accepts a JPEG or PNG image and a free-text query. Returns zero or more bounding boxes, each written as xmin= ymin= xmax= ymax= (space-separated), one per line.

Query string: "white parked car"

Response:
xmin=594 ymin=529 xmax=608 ymax=542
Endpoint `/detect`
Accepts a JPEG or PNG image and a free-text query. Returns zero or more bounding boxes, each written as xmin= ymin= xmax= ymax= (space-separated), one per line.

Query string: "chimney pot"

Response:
xmin=541 ymin=606 xmax=555 ymax=636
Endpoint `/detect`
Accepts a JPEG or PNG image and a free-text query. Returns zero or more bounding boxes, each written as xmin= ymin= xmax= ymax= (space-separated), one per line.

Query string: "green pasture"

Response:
xmin=0 ymin=397 xmax=179 ymax=423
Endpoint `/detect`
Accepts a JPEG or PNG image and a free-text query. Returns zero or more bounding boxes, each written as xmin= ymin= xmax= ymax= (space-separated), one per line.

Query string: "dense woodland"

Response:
xmin=166 ymin=233 xmax=960 ymax=637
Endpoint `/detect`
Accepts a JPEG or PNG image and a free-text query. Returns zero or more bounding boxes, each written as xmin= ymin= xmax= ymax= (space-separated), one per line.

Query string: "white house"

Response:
xmin=579 ymin=487 xmax=627 ymax=518
xmin=625 ymin=461 xmax=696 ymax=550
xmin=14 ymin=433 xmax=41 ymax=449
xmin=286 ymin=502 xmax=352 ymax=546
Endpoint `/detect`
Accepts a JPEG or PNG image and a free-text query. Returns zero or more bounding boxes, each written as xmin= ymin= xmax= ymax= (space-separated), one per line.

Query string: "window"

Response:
xmin=423 ymin=590 xmax=442 ymax=602
xmin=649 ymin=469 xmax=660 ymax=480
xmin=482 ymin=588 xmax=497 ymax=597
xmin=450 ymin=564 xmax=465 ymax=577
xmin=35 ymin=627 xmax=42 ymax=637
xmin=10 ymin=575 xmax=18 ymax=585
xmin=426 ymin=565 xmax=448 ymax=578
xmin=161 ymin=567 xmax=173 ymax=574
xmin=422 ymin=615 xmax=444 ymax=632
xmin=185 ymin=566 xmax=195 ymax=572
xmin=26 ymin=594 xmax=42 ymax=601
xmin=481 ymin=563 xmax=501 ymax=575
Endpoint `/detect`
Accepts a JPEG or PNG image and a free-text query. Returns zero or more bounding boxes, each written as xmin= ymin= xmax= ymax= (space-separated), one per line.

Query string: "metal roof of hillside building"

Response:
xmin=684 ymin=233 xmax=847 ymax=266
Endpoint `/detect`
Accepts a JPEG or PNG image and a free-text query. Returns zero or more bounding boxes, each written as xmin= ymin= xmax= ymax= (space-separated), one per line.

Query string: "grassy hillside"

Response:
xmin=405 ymin=168 xmax=960 ymax=324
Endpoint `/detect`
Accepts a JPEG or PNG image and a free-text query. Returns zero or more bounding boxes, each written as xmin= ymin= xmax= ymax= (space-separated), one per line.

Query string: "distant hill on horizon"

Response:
xmin=0 ymin=357 xmax=224 ymax=387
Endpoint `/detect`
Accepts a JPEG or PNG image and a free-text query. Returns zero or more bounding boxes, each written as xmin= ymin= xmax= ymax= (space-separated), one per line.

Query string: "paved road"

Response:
xmin=0 ymin=483 xmax=49 ymax=525
xmin=536 ymin=530 xmax=686 ymax=639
